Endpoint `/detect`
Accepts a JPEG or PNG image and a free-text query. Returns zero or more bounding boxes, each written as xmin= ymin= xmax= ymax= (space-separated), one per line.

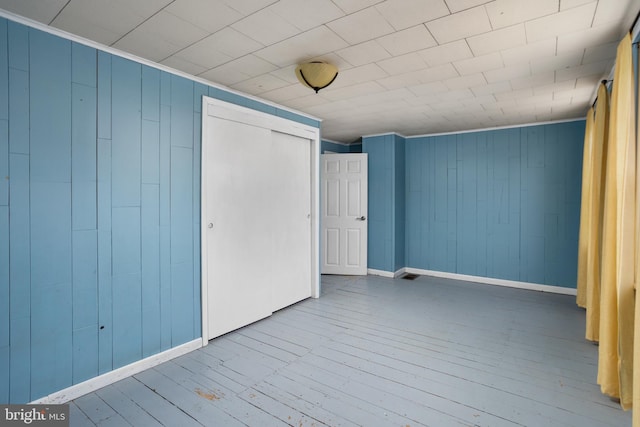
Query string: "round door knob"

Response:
xmin=208 ymin=223 xmax=214 ymax=229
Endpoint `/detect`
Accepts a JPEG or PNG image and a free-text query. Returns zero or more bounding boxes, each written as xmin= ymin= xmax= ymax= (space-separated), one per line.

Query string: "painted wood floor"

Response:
xmin=69 ymin=274 xmax=631 ymax=427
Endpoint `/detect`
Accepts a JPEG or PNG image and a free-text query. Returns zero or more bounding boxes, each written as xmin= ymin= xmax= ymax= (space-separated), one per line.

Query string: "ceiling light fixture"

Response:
xmin=295 ymin=61 xmax=338 ymax=93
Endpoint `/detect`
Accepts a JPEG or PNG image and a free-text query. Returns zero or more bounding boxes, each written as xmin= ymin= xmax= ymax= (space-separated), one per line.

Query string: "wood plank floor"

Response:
xmin=69 ymin=274 xmax=631 ymax=427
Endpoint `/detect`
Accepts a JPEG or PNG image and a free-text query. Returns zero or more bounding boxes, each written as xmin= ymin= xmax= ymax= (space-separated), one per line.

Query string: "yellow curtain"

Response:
xmin=632 ymin=41 xmax=640 ymax=422
xmin=598 ymin=32 xmax=635 ymax=405
xmin=614 ymin=32 xmax=636 ymax=409
xmin=586 ymin=83 xmax=611 ymax=342
xmin=577 ymin=107 xmax=594 ymax=308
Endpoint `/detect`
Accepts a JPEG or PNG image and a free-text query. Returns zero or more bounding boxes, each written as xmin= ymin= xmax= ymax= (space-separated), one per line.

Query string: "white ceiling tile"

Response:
xmin=0 ymin=0 xmax=69 ymax=24
xmin=470 ymin=80 xmax=512 ymax=96
xmin=438 ymin=88 xmax=475 ymax=101
xmin=516 ymin=93 xmax=554 ymax=105
xmin=50 ymin=0 xmax=173 ymax=45
xmin=510 ymin=72 xmax=555 ymax=90
xmin=164 ymin=0 xmax=243 ymax=33
xmin=555 ymin=59 xmax=612 ymax=81
xmin=231 ymin=8 xmax=299 ymax=45
xmin=285 ymin=93 xmax=332 ymax=109
xmin=231 ymin=74 xmax=290 ymax=94
xmin=327 ymin=6 xmax=395 ymax=44
xmin=444 ymin=0 xmax=494 ymax=13
xmin=270 ymin=0 xmax=345 ymax=31
xmin=377 ymin=70 xmax=425 ymax=89
xmin=443 ymin=73 xmax=486 ymax=89
xmin=500 ymin=39 xmax=556 ymax=66
xmin=375 ymin=0 xmax=450 ymax=30
xmin=454 ymin=52 xmax=504 ymax=75
xmin=218 ymin=0 xmax=278 ymax=15
xmin=408 ymin=81 xmax=449 ymax=96
xmin=525 ymin=3 xmax=598 ymax=43
xmin=582 ymin=41 xmax=619 ymax=64
xmin=161 ymin=55 xmax=208 ymax=76
xmin=426 ymin=6 xmax=492 ymax=44
xmin=330 ymin=63 xmax=389 ymax=88
xmin=174 ymin=27 xmax=262 ymax=69
xmin=485 ymin=0 xmax=559 ymax=29
xmin=113 ymin=11 xmax=208 ymax=61
xmin=530 ymin=51 xmax=583 ymax=74
xmin=576 ymin=73 xmax=603 ymax=89
xmin=331 ymin=0 xmax=386 ymax=14
xmin=321 ymin=81 xmax=387 ymax=101
xmin=495 ymin=88 xmax=533 ymax=101
xmin=50 ymin=11 xmax=127 ymax=46
xmin=377 ymin=52 xmax=428 ymax=75
xmin=532 ymin=79 xmax=576 ymax=95
xmin=553 ymin=85 xmax=589 ymax=99
xmin=557 ymin=22 xmax=621 ymax=54
xmin=560 ymin=0 xmax=594 ymax=10
xmin=417 ymin=63 xmax=461 ymax=83
xmin=483 ymin=63 xmax=530 ymax=83
xmin=337 ymin=41 xmax=391 ymax=67
xmin=349 ymin=88 xmax=415 ymax=107
xmin=376 ymin=25 xmax=437 ymax=56
xmin=467 ymin=24 xmax=526 ymax=57
xmin=254 ymin=26 xmax=349 ymax=67
xmin=199 ymin=55 xmax=278 ymax=86
xmin=269 ymin=64 xmax=302 ymax=84
xmin=419 ymin=40 xmax=473 ymax=67
xmin=261 ymin=84 xmax=313 ymax=103
xmin=593 ymin=0 xmax=640 ymax=27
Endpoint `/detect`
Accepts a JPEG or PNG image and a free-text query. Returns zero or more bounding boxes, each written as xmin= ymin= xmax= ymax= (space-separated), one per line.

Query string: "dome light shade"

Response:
xmin=295 ymin=61 xmax=338 ymax=93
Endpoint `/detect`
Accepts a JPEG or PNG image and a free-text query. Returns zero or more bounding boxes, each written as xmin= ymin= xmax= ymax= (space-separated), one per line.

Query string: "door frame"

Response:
xmin=200 ymin=96 xmax=320 ymax=346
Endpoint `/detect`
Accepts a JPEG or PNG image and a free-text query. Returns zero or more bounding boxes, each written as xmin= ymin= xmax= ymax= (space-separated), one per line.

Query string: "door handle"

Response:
xmin=355 ymin=216 xmax=366 ymax=221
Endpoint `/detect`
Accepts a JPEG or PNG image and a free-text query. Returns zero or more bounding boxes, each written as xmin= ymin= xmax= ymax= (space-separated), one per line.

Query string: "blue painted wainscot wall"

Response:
xmin=364 ymin=120 xmax=585 ymax=288
xmin=321 ymin=139 xmax=362 ymax=154
xmin=0 ymin=17 xmax=319 ymax=403
xmin=363 ymin=134 xmax=406 ymax=273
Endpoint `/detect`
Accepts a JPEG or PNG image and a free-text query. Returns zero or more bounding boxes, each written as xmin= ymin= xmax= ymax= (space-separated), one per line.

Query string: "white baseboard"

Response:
xmin=368 ymin=267 xmax=577 ymax=296
xmin=30 ymin=338 xmax=202 ymax=404
xmin=403 ymin=267 xmax=577 ymax=296
xmin=368 ymin=268 xmax=406 ymax=278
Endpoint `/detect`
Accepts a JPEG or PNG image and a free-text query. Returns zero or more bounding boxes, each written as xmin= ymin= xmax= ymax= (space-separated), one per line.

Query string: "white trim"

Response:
xmin=0 ymin=9 xmax=321 ymax=124
xmin=361 ymin=132 xmax=407 ymax=139
xmin=30 ymin=339 xmax=202 ymax=404
xmin=407 ymin=117 xmax=586 ymax=139
xmin=322 ymin=138 xmax=351 ymax=146
xmin=367 ymin=268 xmax=406 ymax=278
xmin=368 ymin=267 xmax=576 ymax=295
xmin=362 ymin=118 xmax=586 ymax=140
xmin=403 ymin=268 xmax=577 ymax=296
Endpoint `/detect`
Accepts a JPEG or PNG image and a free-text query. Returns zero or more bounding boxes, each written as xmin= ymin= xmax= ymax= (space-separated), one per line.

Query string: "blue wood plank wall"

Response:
xmin=0 ymin=17 xmax=320 ymax=403
xmin=320 ymin=140 xmax=362 ymax=153
xmin=362 ymin=134 xmax=406 ymax=272
xmin=405 ymin=121 xmax=585 ymax=287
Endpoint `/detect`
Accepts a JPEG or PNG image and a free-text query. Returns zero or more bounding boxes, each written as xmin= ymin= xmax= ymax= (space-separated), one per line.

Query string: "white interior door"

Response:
xmin=321 ymin=153 xmax=368 ymax=275
xmin=202 ymin=99 xmax=317 ymax=341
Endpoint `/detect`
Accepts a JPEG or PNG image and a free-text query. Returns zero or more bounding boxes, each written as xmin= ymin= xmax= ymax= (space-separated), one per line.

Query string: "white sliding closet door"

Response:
xmin=202 ymin=98 xmax=317 ymax=341
xmin=269 ymin=131 xmax=311 ymax=310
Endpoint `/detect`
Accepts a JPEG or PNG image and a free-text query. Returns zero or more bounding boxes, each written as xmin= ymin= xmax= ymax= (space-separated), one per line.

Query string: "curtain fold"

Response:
xmin=577 ymin=107 xmax=595 ymax=309
xmin=586 ymin=83 xmax=610 ymax=342
xmin=598 ymin=32 xmax=635 ymax=404
xmin=614 ymin=32 xmax=636 ymax=410
xmin=633 ymin=42 xmax=640 ymax=422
